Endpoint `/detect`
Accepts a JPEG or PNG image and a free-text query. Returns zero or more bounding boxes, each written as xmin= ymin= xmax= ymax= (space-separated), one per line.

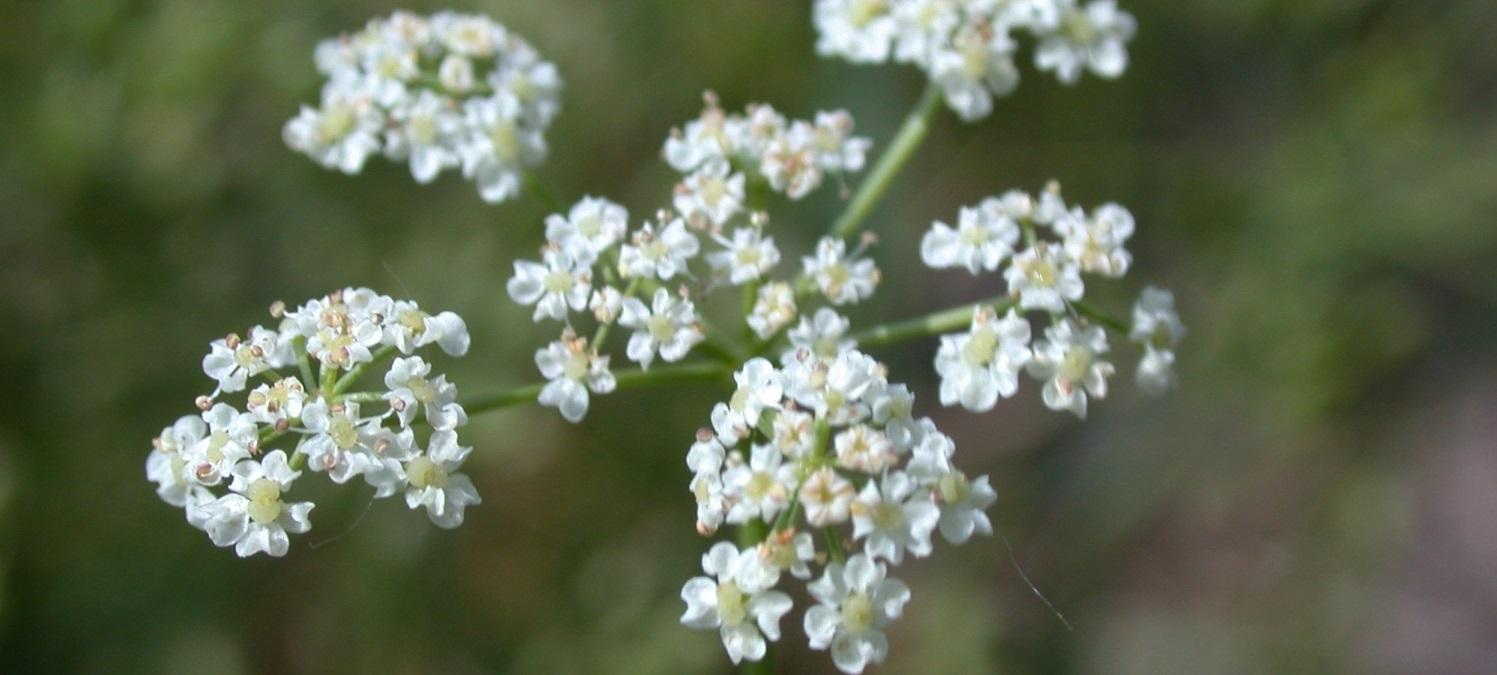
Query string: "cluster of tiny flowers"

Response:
xmin=508 ymin=98 xmax=879 ymax=423
xmin=813 ymin=0 xmax=1136 ymax=120
xmin=145 ymin=288 xmax=481 ymax=557
xmin=921 ymin=182 xmax=1184 ymax=417
xmin=665 ymin=92 xmax=872 ymax=206
xmin=283 ymin=11 xmax=561 ymax=202
xmin=680 ymin=351 xmax=995 ymax=673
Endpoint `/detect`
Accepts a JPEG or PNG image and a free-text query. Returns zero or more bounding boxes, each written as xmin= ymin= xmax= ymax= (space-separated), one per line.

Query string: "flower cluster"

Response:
xmin=922 ymin=182 xmax=1183 ymax=417
xmin=146 ymin=288 xmax=481 ymax=557
xmin=507 ymin=99 xmax=878 ymax=423
xmin=681 ymin=351 xmax=995 ymax=673
xmin=813 ymin=0 xmax=1137 ymax=120
xmin=283 ymin=11 xmax=561 ymax=202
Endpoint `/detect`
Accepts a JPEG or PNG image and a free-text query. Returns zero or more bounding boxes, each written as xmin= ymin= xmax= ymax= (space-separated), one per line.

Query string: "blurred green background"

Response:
xmin=3 ymin=1 xmax=1496 ymax=672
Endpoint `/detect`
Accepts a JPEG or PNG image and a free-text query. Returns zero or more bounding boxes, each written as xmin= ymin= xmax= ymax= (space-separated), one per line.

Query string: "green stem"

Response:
xmin=339 ymin=391 xmax=386 ymax=404
xmin=850 ymin=295 xmax=1014 ymax=348
xmin=828 ymin=82 xmax=944 ymax=240
xmin=1070 ymin=299 xmax=1129 ymax=335
xmin=295 ymin=338 xmax=316 ymax=389
xmin=823 ymin=527 xmax=847 ymax=565
xmin=332 ymin=345 xmax=397 ymax=397
xmin=458 ymin=360 xmax=730 ymax=417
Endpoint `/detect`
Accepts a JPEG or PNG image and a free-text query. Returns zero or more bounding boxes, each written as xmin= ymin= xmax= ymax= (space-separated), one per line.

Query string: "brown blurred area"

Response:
xmin=1 ymin=1 xmax=1495 ymax=672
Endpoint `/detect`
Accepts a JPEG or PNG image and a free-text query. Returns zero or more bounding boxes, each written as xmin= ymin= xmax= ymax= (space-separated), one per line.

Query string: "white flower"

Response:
xmin=181 ymin=403 xmax=256 ymax=487
xmin=929 ymin=23 xmax=1019 ymax=122
xmin=147 ymin=416 xmax=207 ymax=507
xmin=384 ymin=90 xmax=461 ymax=183
xmin=723 ymin=444 xmax=798 ymax=524
xmin=814 ymin=0 xmax=899 ymax=64
xmin=383 ymin=356 xmax=467 ymax=430
xmin=892 ymin=0 xmax=962 ymax=66
xmin=675 ymin=159 xmax=745 ymax=228
xmin=1034 ymin=0 xmax=1136 ymax=85
xmin=437 ymin=54 xmax=475 ymax=92
xmin=708 ymin=228 xmax=782 ymax=285
xmin=800 ymin=467 xmax=856 ymax=527
xmin=202 ymin=450 xmax=314 ymax=558
xmin=460 ymin=93 xmax=547 ymax=203
xmin=934 ymin=307 xmax=1033 ymax=411
xmin=619 ymin=288 xmax=704 ymax=369
xmin=545 ymin=196 xmax=628 ymax=262
xmin=851 ymin=471 xmax=940 ymax=563
xmin=834 ymin=424 xmax=897 ymax=473
xmin=283 ymin=81 xmax=382 ymax=174
xmin=202 ymin=326 xmax=290 ymax=394
xmin=931 ymin=471 xmax=996 ymax=544
xmin=490 ymin=55 xmax=563 ymax=127
xmin=688 ymin=435 xmax=728 ymax=534
xmin=804 ymin=237 xmax=879 ymax=306
xmin=403 ymin=429 xmax=482 ymax=528
xmin=588 ymin=285 xmax=623 ymax=323
xmin=245 ymin=377 xmax=307 ymax=425
xmin=1004 ymin=244 xmax=1084 ymax=312
xmin=1131 ymin=286 xmax=1184 ymax=394
xmin=1026 ymin=318 xmax=1114 ymax=417
xmin=771 ymin=407 xmax=817 ymax=460
xmin=711 ymin=358 xmax=784 ymax=444
xmin=905 ymin=424 xmax=956 ymax=484
xmin=760 ymin=121 xmax=822 ymax=199
xmin=379 ymin=302 xmax=470 ymax=356
xmin=619 ymin=217 xmax=700 ymax=281
xmin=664 ymin=102 xmax=734 ymax=172
xmin=296 ymin=398 xmax=379 ymax=482
xmin=920 ymin=205 xmax=1020 ymax=273
xmin=804 ymin=554 xmax=911 ymax=674
xmin=786 ymin=308 xmax=856 ymax=362
xmin=788 ymin=349 xmax=882 ymax=425
xmin=506 ymin=248 xmax=593 ymax=322
xmin=535 ymin=337 xmax=616 ymax=423
xmin=1054 ymin=203 xmax=1133 ymax=277
xmin=809 ymin=110 xmax=871 ymax=174
xmin=760 ymin=530 xmax=817 ymax=579
xmin=748 ymin=282 xmax=798 ymax=340
xmin=868 ymin=381 xmax=919 ymax=450
xmin=680 ymin=542 xmax=794 ymax=664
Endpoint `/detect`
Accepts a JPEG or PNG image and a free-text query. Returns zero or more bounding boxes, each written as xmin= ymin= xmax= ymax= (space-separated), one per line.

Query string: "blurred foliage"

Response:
xmin=2 ymin=0 xmax=1495 ymax=673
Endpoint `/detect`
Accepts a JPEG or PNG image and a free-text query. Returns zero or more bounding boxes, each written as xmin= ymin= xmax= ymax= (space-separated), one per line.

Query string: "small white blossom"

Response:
xmin=1130 ymin=286 xmax=1184 ymax=394
xmin=1034 ymin=0 xmax=1136 ymax=85
xmin=202 ymin=326 xmax=291 ymax=394
xmin=804 ymin=237 xmax=879 ymax=306
xmin=1027 ymin=318 xmax=1114 ymax=417
xmin=760 ymin=121 xmax=822 ymax=199
xmin=383 ymin=90 xmax=461 ymax=183
xmin=834 ymin=424 xmax=898 ymax=473
xmin=813 ymin=0 xmax=899 ymax=64
xmin=619 ymin=217 xmax=700 ymax=281
xmin=245 ymin=377 xmax=307 ymax=425
xmin=201 ymin=450 xmax=314 ymax=558
xmin=681 ymin=542 xmax=794 ymax=664
xmin=545 ymin=196 xmax=628 ymax=262
xmin=147 ymin=416 xmax=207 ymax=507
xmin=1054 ymin=203 xmax=1133 ymax=277
xmin=929 ymin=23 xmax=1019 ymax=121
xmin=809 ymin=110 xmax=871 ymax=174
xmin=851 ymin=471 xmax=940 ymax=563
xmin=283 ymin=81 xmax=383 ymax=174
xmin=181 ymin=404 xmax=257 ymax=487
xmin=708 ymin=228 xmax=782 ymax=285
xmin=804 ymin=554 xmax=911 ymax=674
xmin=619 ymin=288 xmax=704 ymax=369
xmin=760 ymin=530 xmax=817 ymax=579
xmin=800 ymin=467 xmax=856 ymax=527
xmin=920 ymin=204 xmax=1020 ymax=273
xmin=786 ymin=308 xmax=856 ymax=362
xmin=931 ymin=471 xmax=997 ymax=544
xmin=535 ymin=337 xmax=616 ymax=423
xmin=748 ymin=282 xmax=798 ymax=340
xmin=711 ymin=358 xmax=784 ymax=444
xmin=383 ymin=356 xmax=467 ymax=430
xmin=297 ymin=398 xmax=379 ymax=482
xmin=771 ymin=407 xmax=817 ymax=460
xmin=675 ymin=159 xmax=745 ymax=228
xmin=403 ymin=430 xmax=482 ymax=528
xmin=588 ymin=285 xmax=623 ymax=323
xmin=1004 ymin=244 xmax=1084 ymax=312
xmin=460 ymin=93 xmax=548 ymax=203
xmin=934 ymin=307 xmax=1032 ymax=411
xmin=723 ymin=444 xmax=798 ymax=524
xmin=506 ymin=248 xmax=593 ymax=322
